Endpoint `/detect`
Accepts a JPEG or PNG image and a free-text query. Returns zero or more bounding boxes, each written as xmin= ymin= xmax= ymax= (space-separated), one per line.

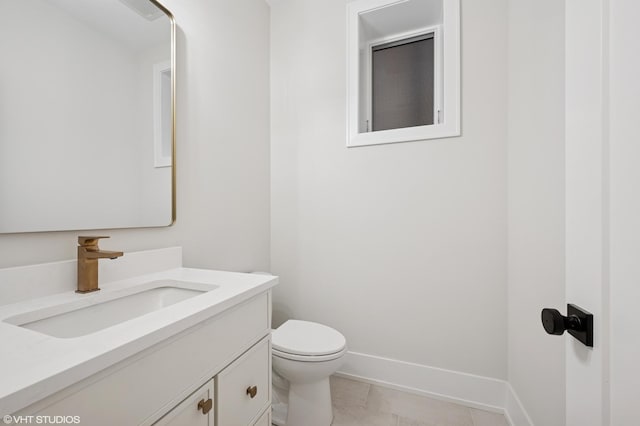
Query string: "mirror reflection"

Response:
xmin=0 ymin=0 xmax=174 ymax=233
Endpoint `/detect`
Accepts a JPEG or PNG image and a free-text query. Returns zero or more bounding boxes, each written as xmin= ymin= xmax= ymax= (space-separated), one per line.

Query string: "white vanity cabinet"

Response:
xmin=15 ymin=291 xmax=273 ymax=426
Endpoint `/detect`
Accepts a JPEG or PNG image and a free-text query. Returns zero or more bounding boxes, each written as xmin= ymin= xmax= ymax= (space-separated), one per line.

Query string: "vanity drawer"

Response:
xmin=217 ymin=336 xmax=271 ymax=426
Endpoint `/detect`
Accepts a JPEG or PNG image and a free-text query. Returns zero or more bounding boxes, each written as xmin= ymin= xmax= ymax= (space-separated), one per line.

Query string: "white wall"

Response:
xmin=609 ymin=0 xmax=640 ymax=423
xmin=0 ymin=0 xmax=270 ymax=273
xmin=506 ymin=1 xmax=566 ymax=425
xmin=270 ymin=0 xmax=508 ymax=379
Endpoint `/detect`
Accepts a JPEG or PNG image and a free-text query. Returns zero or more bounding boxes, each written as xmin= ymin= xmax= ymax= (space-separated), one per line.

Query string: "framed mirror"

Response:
xmin=0 ymin=0 xmax=175 ymax=233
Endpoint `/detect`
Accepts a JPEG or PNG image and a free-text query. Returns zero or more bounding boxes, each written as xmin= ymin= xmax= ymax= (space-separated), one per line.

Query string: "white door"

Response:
xmin=565 ymin=0 xmax=606 ymax=424
xmin=565 ymin=0 xmax=640 ymax=425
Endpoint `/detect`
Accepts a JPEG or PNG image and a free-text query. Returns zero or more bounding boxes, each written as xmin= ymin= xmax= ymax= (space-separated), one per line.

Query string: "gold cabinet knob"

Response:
xmin=197 ymin=398 xmax=213 ymax=415
xmin=246 ymin=385 xmax=258 ymax=399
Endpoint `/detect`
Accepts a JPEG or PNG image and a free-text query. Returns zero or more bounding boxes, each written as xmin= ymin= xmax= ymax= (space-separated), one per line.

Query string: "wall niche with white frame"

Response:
xmin=347 ymin=0 xmax=460 ymax=147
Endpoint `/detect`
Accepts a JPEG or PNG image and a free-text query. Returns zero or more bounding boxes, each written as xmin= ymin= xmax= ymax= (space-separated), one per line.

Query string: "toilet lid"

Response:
xmin=272 ymin=320 xmax=346 ymax=356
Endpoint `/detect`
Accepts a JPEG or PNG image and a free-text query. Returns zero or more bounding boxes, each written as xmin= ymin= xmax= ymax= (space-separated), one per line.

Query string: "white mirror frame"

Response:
xmin=346 ymin=0 xmax=460 ymax=148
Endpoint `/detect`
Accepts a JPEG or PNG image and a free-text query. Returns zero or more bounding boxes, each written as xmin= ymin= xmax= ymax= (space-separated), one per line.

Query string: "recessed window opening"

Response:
xmin=370 ymin=31 xmax=436 ymax=132
xmin=347 ymin=0 xmax=460 ymax=147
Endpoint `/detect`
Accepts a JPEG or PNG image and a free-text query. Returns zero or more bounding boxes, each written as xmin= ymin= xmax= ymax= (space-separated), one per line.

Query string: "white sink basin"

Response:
xmin=3 ymin=280 xmax=216 ymax=338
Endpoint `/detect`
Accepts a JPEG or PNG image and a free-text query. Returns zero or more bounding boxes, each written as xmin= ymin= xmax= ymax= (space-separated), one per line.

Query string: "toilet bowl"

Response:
xmin=271 ymin=320 xmax=347 ymax=426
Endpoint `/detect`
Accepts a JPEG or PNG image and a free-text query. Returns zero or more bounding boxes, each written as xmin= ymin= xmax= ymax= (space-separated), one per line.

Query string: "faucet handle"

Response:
xmin=78 ymin=236 xmax=110 ymax=247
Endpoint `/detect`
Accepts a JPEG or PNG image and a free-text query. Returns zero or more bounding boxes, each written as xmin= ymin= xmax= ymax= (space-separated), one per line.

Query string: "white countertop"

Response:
xmin=0 ymin=266 xmax=277 ymax=415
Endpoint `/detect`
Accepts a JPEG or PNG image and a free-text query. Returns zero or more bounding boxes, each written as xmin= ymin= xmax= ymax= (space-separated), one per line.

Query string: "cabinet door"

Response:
xmin=154 ymin=379 xmax=214 ymax=426
xmin=217 ymin=337 xmax=270 ymax=425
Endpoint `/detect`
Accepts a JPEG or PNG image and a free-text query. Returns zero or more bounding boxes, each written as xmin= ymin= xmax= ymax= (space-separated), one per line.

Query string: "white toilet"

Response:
xmin=271 ymin=320 xmax=347 ymax=426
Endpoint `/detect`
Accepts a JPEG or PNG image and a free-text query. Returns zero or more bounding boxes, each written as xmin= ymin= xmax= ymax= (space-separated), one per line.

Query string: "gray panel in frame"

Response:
xmin=372 ymin=35 xmax=435 ymax=131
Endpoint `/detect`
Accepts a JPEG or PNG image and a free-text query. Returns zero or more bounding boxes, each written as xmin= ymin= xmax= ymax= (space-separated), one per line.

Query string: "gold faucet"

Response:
xmin=77 ymin=236 xmax=124 ymax=293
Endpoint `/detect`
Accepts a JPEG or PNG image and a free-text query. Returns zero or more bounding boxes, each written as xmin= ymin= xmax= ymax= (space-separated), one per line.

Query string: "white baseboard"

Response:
xmin=504 ymin=383 xmax=534 ymax=426
xmin=337 ymin=351 xmax=534 ymax=426
xmin=337 ymin=351 xmax=507 ymax=412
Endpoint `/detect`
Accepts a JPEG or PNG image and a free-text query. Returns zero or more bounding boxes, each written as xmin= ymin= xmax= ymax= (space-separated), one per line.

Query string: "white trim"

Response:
xmin=337 ymin=351 xmax=505 ymax=412
xmin=346 ymin=0 xmax=460 ymax=147
xmin=336 ymin=351 xmax=536 ymax=426
xmin=505 ymin=383 xmax=535 ymax=426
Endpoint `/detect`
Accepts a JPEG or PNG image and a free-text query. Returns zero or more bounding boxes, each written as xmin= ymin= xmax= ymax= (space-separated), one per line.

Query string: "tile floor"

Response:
xmin=329 ymin=376 xmax=508 ymax=426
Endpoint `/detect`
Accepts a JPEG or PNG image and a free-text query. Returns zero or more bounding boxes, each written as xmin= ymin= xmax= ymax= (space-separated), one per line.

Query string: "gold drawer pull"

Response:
xmin=198 ymin=398 xmax=213 ymax=415
xmin=246 ymin=385 xmax=258 ymax=399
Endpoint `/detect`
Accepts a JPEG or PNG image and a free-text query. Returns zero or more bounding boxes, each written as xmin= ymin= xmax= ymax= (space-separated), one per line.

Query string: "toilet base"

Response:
xmin=285 ymin=377 xmax=333 ymax=426
xmin=272 ymin=371 xmax=289 ymax=426
xmin=271 ymin=377 xmax=333 ymax=426
xmin=271 ymin=402 xmax=287 ymax=426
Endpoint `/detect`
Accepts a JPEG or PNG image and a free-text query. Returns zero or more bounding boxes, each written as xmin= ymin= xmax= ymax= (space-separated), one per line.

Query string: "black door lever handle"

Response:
xmin=541 ymin=304 xmax=593 ymax=347
xmin=541 ymin=308 xmax=582 ymax=335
